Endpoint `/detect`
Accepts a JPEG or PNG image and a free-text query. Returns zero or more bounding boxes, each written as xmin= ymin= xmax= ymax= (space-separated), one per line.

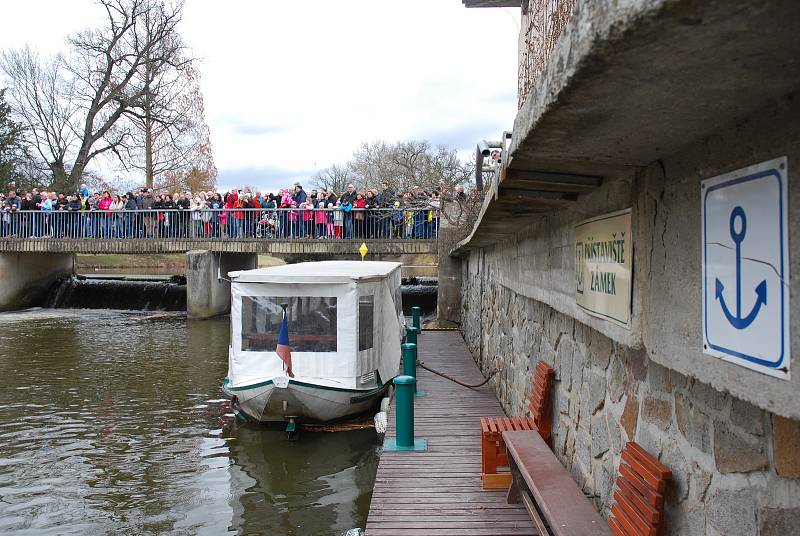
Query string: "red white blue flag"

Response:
xmin=276 ymin=310 xmax=294 ymax=377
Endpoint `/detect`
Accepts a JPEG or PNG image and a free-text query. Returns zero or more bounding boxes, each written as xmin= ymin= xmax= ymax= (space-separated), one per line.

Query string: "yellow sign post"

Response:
xmin=359 ymin=242 xmax=369 ymax=260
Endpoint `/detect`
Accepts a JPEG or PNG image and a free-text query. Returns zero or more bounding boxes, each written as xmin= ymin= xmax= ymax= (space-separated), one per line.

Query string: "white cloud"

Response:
xmin=0 ymin=0 xmax=519 ymax=193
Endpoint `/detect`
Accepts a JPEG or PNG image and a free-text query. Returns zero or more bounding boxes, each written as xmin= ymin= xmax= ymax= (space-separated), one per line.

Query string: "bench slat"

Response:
xmin=613 ymin=490 xmax=656 ymax=536
xmin=504 ymin=430 xmax=611 ymax=535
xmin=621 ymin=450 xmax=666 ymax=493
xmin=628 ymin=443 xmax=672 ymax=479
xmin=610 ymin=504 xmax=648 ymax=536
xmin=619 ymin=464 xmax=663 ymax=508
xmin=617 ymin=477 xmax=661 ymax=524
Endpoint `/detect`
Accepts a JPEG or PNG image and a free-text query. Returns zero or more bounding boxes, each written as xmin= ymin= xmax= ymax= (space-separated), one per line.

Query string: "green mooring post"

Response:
xmin=406 ymin=326 xmax=418 ymax=346
xmin=401 ymin=341 xmax=425 ymax=397
xmin=412 ymin=306 xmax=421 ymax=333
xmin=383 ymin=375 xmax=427 ymax=452
xmin=402 ymin=343 xmax=416 ymax=378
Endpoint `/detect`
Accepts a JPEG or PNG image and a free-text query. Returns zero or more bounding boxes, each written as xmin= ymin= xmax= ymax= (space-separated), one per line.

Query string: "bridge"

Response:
xmin=0 ymin=208 xmax=440 ymax=318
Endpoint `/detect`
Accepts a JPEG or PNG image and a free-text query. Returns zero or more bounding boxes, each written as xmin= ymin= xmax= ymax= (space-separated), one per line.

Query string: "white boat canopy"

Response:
xmin=227 ymin=261 xmax=405 ymax=392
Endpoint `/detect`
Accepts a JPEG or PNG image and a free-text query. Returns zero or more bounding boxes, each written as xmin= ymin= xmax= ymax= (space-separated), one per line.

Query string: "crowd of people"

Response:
xmin=0 ymin=181 xmax=462 ymax=240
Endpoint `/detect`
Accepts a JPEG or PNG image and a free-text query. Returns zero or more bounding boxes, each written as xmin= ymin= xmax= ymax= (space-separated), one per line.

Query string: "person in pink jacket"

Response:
xmin=97 ymin=191 xmax=113 ymax=238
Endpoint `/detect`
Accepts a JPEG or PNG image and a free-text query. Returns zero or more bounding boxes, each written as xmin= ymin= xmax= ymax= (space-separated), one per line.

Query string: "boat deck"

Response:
xmin=365 ymin=330 xmax=537 ymax=535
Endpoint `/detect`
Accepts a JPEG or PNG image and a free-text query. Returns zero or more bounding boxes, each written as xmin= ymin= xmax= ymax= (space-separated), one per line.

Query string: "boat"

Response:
xmin=223 ymin=260 xmax=405 ymax=424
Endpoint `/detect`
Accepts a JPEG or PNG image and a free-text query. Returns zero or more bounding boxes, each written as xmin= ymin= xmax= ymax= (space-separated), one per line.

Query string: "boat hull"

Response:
xmin=223 ymin=378 xmax=388 ymax=423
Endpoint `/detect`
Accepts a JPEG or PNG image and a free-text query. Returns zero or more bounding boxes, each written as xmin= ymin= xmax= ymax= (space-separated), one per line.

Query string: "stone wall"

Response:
xmin=0 ymin=252 xmax=74 ymax=311
xmin=461 ymin=264 xmax=800 ymax=534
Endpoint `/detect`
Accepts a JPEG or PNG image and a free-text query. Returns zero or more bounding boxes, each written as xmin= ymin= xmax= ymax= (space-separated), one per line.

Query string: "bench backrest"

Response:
xmin=609 ymin=442 xmax=672 ymax=536
xmin=529 ymin=361 xmax=554 ymax=444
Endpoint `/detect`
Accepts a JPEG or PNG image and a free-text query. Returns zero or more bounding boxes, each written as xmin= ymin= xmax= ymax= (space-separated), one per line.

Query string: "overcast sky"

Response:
xmin=0 ymin=1 xmax=520 ymax=193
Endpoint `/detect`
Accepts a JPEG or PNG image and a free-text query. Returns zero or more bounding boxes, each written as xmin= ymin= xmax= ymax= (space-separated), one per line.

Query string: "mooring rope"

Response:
xmin=417 ymin=361 xmax=498 ymax=389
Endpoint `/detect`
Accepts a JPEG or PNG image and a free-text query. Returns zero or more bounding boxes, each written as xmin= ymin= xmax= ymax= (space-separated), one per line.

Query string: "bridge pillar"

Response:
xmin=186 ymin=250 xmax=257 ymax=319
xmin=437 ymin=252 xmax=462 ymax=324
xmin=0 ymin=252 xmax=74 ymax=311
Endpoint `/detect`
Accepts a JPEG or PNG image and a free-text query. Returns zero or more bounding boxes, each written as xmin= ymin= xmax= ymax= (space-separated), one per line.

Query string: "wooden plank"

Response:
xmin=482 ymin=472 xmax=513 ymax=489
xmin=366 ymin=331 xmax=538 ymax=536
xmin=503 ymin=430 xmax=611 ymax=536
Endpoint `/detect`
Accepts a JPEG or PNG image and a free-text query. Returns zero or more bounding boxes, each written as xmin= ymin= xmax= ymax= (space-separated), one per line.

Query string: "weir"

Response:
xmin=46 ymin=277 xmax=186 ymax=311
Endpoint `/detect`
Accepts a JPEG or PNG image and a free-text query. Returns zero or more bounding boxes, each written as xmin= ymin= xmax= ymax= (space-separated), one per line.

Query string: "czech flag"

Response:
xmin=276 ymin=310 xmax=294 ymax=378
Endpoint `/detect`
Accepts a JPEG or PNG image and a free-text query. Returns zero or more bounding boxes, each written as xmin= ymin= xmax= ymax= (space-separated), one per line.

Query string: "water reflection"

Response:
xmin=0 ymin=309 xmax=378 ymax=535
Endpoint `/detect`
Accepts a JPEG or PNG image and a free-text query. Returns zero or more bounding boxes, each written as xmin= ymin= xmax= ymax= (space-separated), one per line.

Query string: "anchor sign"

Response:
xmin=714 ymin=206 xmax=767 ymax=330
xmin=702 ymin=156 xmax=789 ymax=380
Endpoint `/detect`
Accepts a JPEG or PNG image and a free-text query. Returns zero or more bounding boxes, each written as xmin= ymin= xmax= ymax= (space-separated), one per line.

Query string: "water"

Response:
xmin=0 ymin=309 xmax=379 ymax=535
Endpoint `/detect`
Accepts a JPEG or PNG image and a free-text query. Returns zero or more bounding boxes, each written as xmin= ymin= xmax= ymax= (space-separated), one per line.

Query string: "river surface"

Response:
xmin=0 ymin=309 xmax=379 ymax=535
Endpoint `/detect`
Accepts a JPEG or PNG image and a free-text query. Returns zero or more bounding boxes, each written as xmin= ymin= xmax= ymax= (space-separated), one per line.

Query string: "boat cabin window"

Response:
xmin=241 ymin=296 xmax=337 ymax=352
xmin=359 ymin=295 xmax=374 ymax=351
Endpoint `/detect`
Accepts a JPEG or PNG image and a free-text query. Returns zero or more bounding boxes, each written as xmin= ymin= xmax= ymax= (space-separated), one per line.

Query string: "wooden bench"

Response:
xmin=504 ymin=430 xmax=612 ymax=535
xmin=480 ymin=360 xmax=554 ymax=489
xmin=608 ymin=442 xmax=672 ymax=536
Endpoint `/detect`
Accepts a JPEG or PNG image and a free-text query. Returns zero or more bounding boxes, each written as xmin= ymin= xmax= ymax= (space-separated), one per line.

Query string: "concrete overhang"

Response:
xmin=454 ymin=0 xmax=800 ymax=255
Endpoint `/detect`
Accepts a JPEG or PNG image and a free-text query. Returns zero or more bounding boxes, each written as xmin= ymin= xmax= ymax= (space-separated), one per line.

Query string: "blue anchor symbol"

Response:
xmin=715 ymin=206 xmax=767 ymax=329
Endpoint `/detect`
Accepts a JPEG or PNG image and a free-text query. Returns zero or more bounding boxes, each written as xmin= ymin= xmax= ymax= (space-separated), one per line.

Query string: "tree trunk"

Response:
xmin=144 ymin=61 xmax=154 ymax=189
xmin=145 ymin=113 xmax=153 ymax=189
xmin=50 ymin=161 xmax=71 ymax=193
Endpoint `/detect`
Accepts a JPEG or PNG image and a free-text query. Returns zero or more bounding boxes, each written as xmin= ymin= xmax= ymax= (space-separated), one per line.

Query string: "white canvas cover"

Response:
xmin=228 ymin=261 xmax=404 ymax=390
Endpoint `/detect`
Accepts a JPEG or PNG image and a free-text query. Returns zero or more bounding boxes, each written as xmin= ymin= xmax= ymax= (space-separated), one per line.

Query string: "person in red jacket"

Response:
xmin=225 ymin=193 xmax=243 ymax=239
xmin=353 ymin=193 xmax=366 ymax=238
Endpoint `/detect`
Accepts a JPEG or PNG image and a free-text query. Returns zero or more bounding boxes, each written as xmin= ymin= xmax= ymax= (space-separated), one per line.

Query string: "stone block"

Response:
xmin=713 ymin=420 xmax=768 ymax=474
xmin=570 ymin=339 xmax=586 ymax=392
xmin=591 ymin=413 xmax=610 ymax=459
xmin=648 ymin=361 xmax=676 ymax=394
xmin=688 ymin=461 xmax=712 ymax=502
xmin=588 ymin=327 xmax=613 ymax=370
xmin=689 ymin=379 xmax=727 ymax=413
xmin=635 ymin=424 xmax=663 ymax=459
xmin=595 ymin=458 xmax=615 ymax=509
xmin=772 ymin=415 xmax=800 ymax=478
xmin=586 ymin=371 xmax=607 ymax=415
xmin=556 ymin=337 xmax=577 ymax=391
xmin=575 ymin=429 xmax=592 ymax=475
xmin=664 ymin=503 xmax=707 ymax=536
xmin=729 ymin=397 xmax=764 ymax=436
xmin=607 ymin=355 xmax=626 ymax=403
xmin=642 ymin=397 xmax=672 ymax=426
xmin=557 ymin=388 xmax=570 ymax=415
xmin=707 ymin=488 xmax=756 ymax=536
xmin=621 ymin=345 xmax=647 ymax=381
xmin=620 ymin=394 xmax=639 ymax=441
xmin=675 ymin=392 xmax=712 ymax=454
xmin=607 ymin=413 xmax=623 ymax=455
xmin=660 ymin=439 xmax=689 ymax=502
xmin=758 ymin=507 xmax=800 ymax=535
xmin=578 ymin=381 xmax=590 ymax=430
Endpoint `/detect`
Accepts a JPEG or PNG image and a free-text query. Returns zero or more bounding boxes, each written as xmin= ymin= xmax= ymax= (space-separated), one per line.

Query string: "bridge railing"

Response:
xmin=0 ymin=208 xmax=440 ymax=241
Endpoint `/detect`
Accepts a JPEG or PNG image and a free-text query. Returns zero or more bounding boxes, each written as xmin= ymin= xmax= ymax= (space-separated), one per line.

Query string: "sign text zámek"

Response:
xmin=575 ymin=209 xmax=632 ymax=328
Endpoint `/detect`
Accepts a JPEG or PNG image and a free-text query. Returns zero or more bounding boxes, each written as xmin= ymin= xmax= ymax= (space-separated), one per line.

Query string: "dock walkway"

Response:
xmin=365 ymin=330 xmax=537 ymax=535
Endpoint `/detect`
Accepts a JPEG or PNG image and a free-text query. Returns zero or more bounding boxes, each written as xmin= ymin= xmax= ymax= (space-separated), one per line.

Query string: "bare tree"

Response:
xmin=347 ymin=140 xmax=473 ymax=194
xmin=311 ymin=163 xmax=355 ymax=194
xmin=2 ymin=0 xmax=188 ymax=192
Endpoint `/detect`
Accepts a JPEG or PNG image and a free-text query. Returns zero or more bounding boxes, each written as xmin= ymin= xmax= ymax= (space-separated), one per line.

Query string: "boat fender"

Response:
xmin=380 ymin=396 xmax=391 ymax=413
xmin=374 ymin=411 xmax=388 ymax=434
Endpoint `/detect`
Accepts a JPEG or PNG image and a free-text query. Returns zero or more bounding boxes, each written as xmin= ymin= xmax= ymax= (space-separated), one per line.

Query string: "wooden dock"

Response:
xmin=365 ymin=330 xmax=537 ymax=536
